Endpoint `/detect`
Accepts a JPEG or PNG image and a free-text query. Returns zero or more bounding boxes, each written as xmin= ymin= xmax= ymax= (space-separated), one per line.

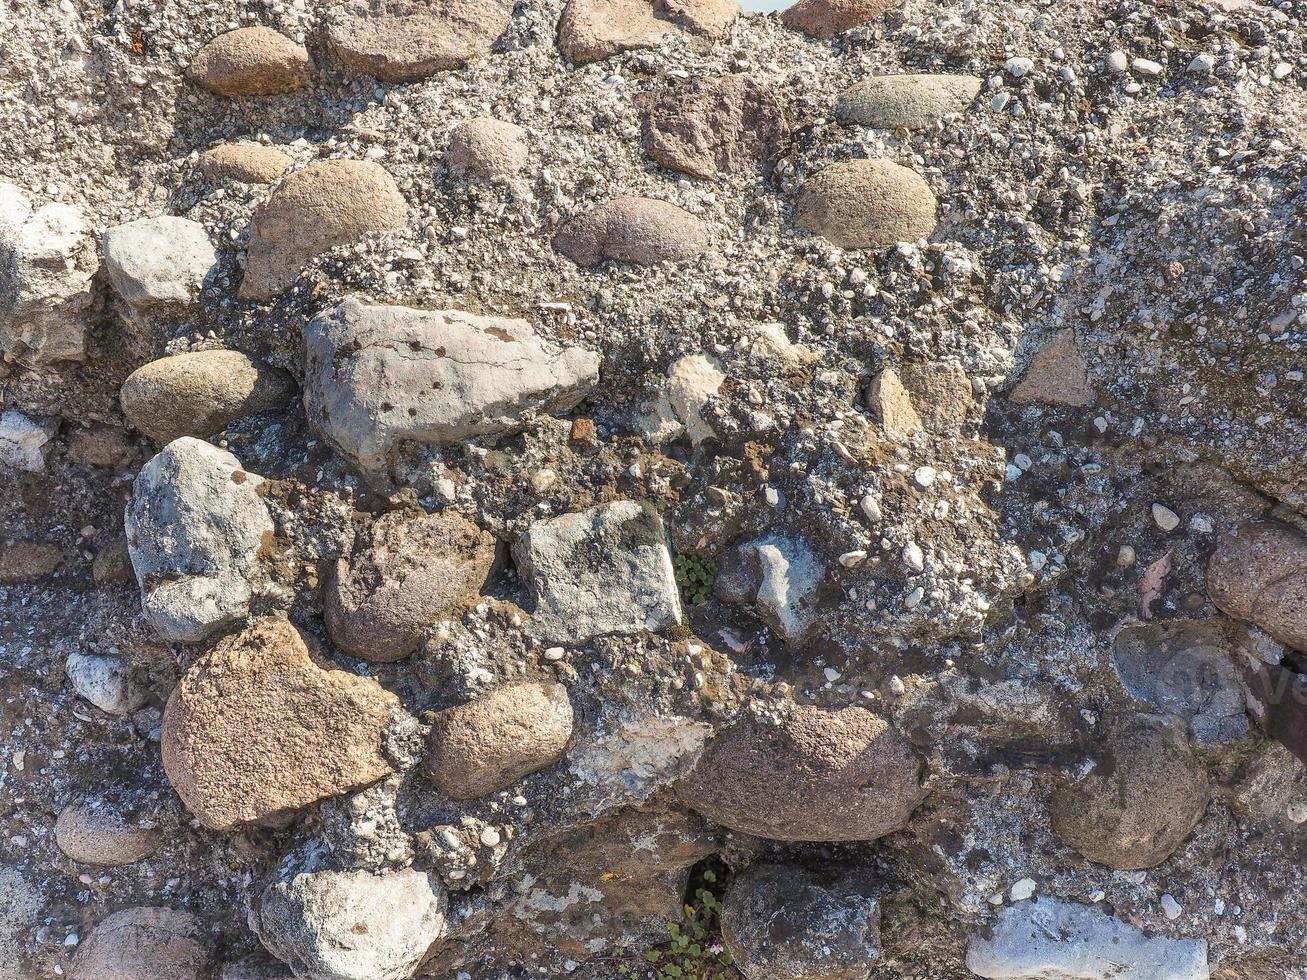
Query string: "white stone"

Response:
xmin=1161 ymin=894 xmax=1183 ymax=920
xmin=1152 ymin=503 xmax=1181 ymax=532
xmin=65 ymin=653 xmax=148 ymax=716
xmin=913 ymin=465 xmax=936 ymax=488
xmin=102 ymin=216 xmax=218 ymax=309
xmin=665 ymin=353 xmax=725 ymax=446
xmin=860 ymin=493 xmax=883 ymax=522
xmin=0 ymin=410 xmax=56 ymax=472
xmin=1004 ymin=57 xmax=1035 ymax=77
xmin=903 ymin=541 xmax=925 ymax=573
xmin=1132 ymin=57 xmax=1164 ymax=76
xmin=1188 ymin=53 xmax=1215 ymax=73
xmin=1106 ymin=50 xmax=1129 ymax=72
xmin=753 ymin=536 xmax=825 ymax=648
xmin=1009 ymin=878 xmax=1036 ymax=901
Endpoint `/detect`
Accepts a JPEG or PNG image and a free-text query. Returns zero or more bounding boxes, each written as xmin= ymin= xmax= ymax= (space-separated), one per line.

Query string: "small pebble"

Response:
xmin=1152 ymin=504 xmax=1181 ymax=532
xmin=1009 ymin=878 xmax=1037 ymax=901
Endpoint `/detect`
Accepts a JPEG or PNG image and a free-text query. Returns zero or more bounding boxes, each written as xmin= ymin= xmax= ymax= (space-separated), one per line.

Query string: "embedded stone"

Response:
xmin=554 ymin=196 xmax=709 ymax=267
xmin=781 ymin=0 xmax=900 ymax=39
xmin=0 ymin=539 xmax=63 ymax=582
xmin=558 ymin=0 xmax=737 ymax=64
xmin=836 ymin=74 xmax=982 ymax=129
xmin=1207 ymin=520 xmax=1307 ymax=651
xmin=898 ymin=361 xmax=973 ymax=433
xmin=326 ymin=0 xmax=515 ymax=82
xmin=198 ymin=144 xmax=294 ymax=184
xmin=447 ymin=117 xmax=529 ymax=180
xmin=102 ymin=216 xmax=218 ymax=310
xmin=55 ymin=798 xmax=161 ymax=867
xmin=187 ymin=28 xmax=313 ymax=96
xmin=65 ymin=652 xmax=149 ymax=716
xmin=794 ymin=159 xmax=936 ymax=250
xmin=1009 ymin=329 xmax=1096 ymax=408
xmin=865 ymin=367 xmax=922 ymax=441
xmin=71 ymin=907 xmax=211 ymax=980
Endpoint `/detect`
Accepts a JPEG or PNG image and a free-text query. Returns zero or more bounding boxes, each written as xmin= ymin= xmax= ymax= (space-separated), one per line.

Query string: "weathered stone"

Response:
xmin=794 ymin=159 xmax=936 ymax=250
xmin=513 ymin=500 xmax=683 ymax=644
xmin=327 ymin=0 xmax=514 ymax=82
xmin=898 ymin=361 xmax=973 ymax=433
xmin=781 ymin=0 xmax=900 ymax=39
xmin=837 ymin=74 xmax=982 ymax=129
xmin=677 ymin=705 xmax=922 ymax=841
xmin=187 ymin=28 xmax=313 ymax=96
xmin=716 ymin=535 xmax=824 ymax=647
xmin=120 ymin=350 xmax=294 ymax=445
xmin=0 ymin=539 xmax=63 ymax=582
xmin=558 ymin=0 xmax=737 ymax=64
xmin=638 ymin=75 xmax=789 ymax=179
xmin=447 ymin=117 xmax=529 ymax=180
xmin=1206 ymin=521 xmax=1307 ymax=651
xmin=966 ymin=896 xmax=1210 ymax=980
xmin=55 ymin=799 xmax=161 ymax=866
xmin=865 ymin=367 xmax=922 ymax=441
xmin=567 ymin=706 xmax=712 ymax=805
xmin=1050 ymin=712 xmax=1210 ymax=870
xmin=161 ymin=617 xmax=399 ymax=830
xmin=68 ymin=426 xmax=133 ymax=469
xmin=102 ymin=217 xmax=218 ymax=310
xmin=0 ymin=409 xmax=56 ymax=472
xmin=325 ymin=509 xmax=496 ymax=662
xmin=722 ymin=863 xmax=882 ymax=980
xmin=425 ymin=681 xmax=573 ymax=798
xmin=255 ymin=868 xmax=446 ymax=980
xmin=1009 ymin=329 xmax=1096 ymax=407
xmin=93 ymin=537 xmax=136 ymax=587
xmin=240 ymin=161 xmax=407 ymax=300
xmin=71 ymin=907 xmax=211 ymax=980
xmin=65 ymin=652 xmax=149 ymax=716
xmin=554 ymin=196 xmax=709 ymax=267
xmin=303 ymin=296 xmax=600 ymax=480
xmin=125 ymin=438 xmax=273 ymax=644
xmin=220 ymin=953 xmax=294 ymax=979
xmin=198 ymin=144 xmax=294 ymax=184
xmin=0 ymin=186 xmax=96 ymax=364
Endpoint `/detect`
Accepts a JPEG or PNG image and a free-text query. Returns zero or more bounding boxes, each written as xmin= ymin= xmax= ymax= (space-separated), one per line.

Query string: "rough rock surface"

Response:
xmin=0 ymin=409 xmax=56 ymax=472
xmin=55 ymin=799 xmax=161 ymax=867
xmin=425 ymin=680 xmax=574 ymax=798
xmin=65 ymin=652 xmax=149 ymax=716
xmin=678 ymin=705 xmax=921 ymax=841
xmin=198 ymin=143 xmax=294 ymax=184
xmin=447 ymin=117 xmax=529 ymax=180
xmin=1206 ymin=521 xmax=1307 ymax=651
xmin=70 ymin=907 xmax=211 ymax=980
xmin=160 ymin=617 xmax=399 ymax=830
xmin=303 ymin=296 xmax=601 ymax=480
xmin=794 ymin=158 xmax=937 ymax=249
xmin=326 ymin=0 xmax=515 ymax=82
xmin=558 ymin=0 xmax=738 ymax=64
xmin=325 ymin=509 xmax=496 ymax=661
xmin=102 ymin=216 xmax=218 ymax=310
xmin=781 ymin=0 xmax=899 ymax=39
xmin=864 ymin=367 xmax=922 ymax=440
xmin=187 ymin=28 xmax=313 ymax=97
xmin=553 ymin=196 xmax=710 ymax=266
xmin=1008 ymin=329 xmax=1097 ymax=407
xmin=837 ymin=74 xmax=982 ymax=129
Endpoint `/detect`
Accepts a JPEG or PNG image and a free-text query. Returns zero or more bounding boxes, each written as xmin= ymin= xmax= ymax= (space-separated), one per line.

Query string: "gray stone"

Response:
xmin=722 ymin=863 xmax=881 ymax=980
xmin=102 ymin=216 xmax=218 ymax=310
xmin=513 ymin=500 xmax=683 ymax=644
xmin=255 ymin=868 xmax=446 ymax=980
xmin=0 ymin=410 xmax=56 ymax=472
xmin=55 ymin=798 xmax=161 ymax=867
xmin=304 ymin=296 xmax=600 ymax=481
xmin=71 ymin=907 xmax=212 ymax=980
xmin=794 ymin=159 xmax=937 ymax=250
xmin=125 ymin=438 xmax=273 ymax=643
xmin=715 ymin=535 xmax=824 ymax=647
xmin=65 ymin=652 xmax=149 ymax=716
xmin=1207 ymin=521 xmax=1307 ymax=652
xmin=553 ymin=196 xmax=709 ymax=267
xmin=966 ymin=896 xmax=1209 ymax=980
xmin=836 ymin=74 xmax=982 ymax=129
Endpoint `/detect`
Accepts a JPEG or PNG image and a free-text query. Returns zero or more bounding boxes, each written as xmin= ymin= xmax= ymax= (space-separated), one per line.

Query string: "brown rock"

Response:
xmin=55 ymin=800 xmax=161 ymax=867
xmin=67 ymin=426 xmax=133 ymax=469
xmin=326 ymin=0 xmax=515 ymax=82
xmin=676 ymin=705 xmax=922 ymax=841
xmin=1207 ymin=521 xmax=1307 ymax=651
xmin=240 ymin=160 xmax=407 ymax=300
xmin=1009 ymin=329 xmax=1096 ymax=408
xmin=660 ymin=0 xmax=738 ymax=33
xmin=0 ymin=540 xmax=63 ymax=583
xmin=187 ymin=28 xmax=313 ymax=97
xmin=325 ymin=509 xmax=497 ymax=662
xmin=794 ymin=159 xmax=936 ymax=250
xmin=198 ymin=144 xmax=294 ymax=184
xmin=161 ymin=617 xmax=399 ymax=830
xmin=424 ymin=681 xmax=573 ymax=799
xmin=638 ymin=75 xmax=790 ymax=180
xmin=1050 ymin=712 xmax=1210 ymax=870
xmin=93 ymin=537 xmax=135 ymax=587
xmin=865 ymin=367 xmax=921 ymax=441
xmin=120 ymin=350 xmax=295 ymax=445
xmin=781 ymin=0 xmax=899 ymax=39
xmin=448 ymin=117 xmax=529 ymax=180
xmin=558 ymin=0 xmax=737 ymax=64
xmin=71 ymin=907 xmax=211 ymax=980
xmin=899 ymin=361 xmax=973 ymax=433
xmin=554 ymin=196 xmax=709 ymax=267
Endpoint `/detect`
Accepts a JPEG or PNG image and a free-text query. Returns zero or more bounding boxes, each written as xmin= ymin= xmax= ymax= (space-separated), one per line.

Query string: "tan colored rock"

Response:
xmin=448 ymin=117 xmax=529 ymax=180
xmin=781 ymin=0 xmax=899 ymax=39
xmin=661 ymin=0 xmax=738 ymax=33
xmin=425 ymin=681 xmax=573 ymax=799
xmin=554 ymin=196 xmax=709 ymax=267
xmin=677 ymin=705 xmax=922 ymax=841
xmin=836 ymin=74 xmax=982 ymax=129
xmin=71 ymin=907 xmax=211 ymax=980
xmin=326 ymin=0 xmax=515 ymax=82
xmin=794 ymin=159 xmax=936 ymax=250
xmin=558 ymin=0 xmax=737 ymax=64
xmin=120 ymin=350 xmax=295 ymax=445
xmin=198 ymin=144 xmax=294 ymax=184
xmin=865 ymin=367 xmax=922 ymax=441
xmin=899 ymin=361 xmax=973 ymax=433
xmin=1050 ymin=713 xmax=1210 ymax=870
xmin=1207 ymin=521 xmax=1307 ymax=651
xmin=93 ymin=537 xmax=135 ymax=587
xmin=161 ymin=617 xmax=399 ymax=830
xmin=638 ymin=74 xmax=789 ymax=180
xmin=55 ymin=800 xmax=161 ymax=867
xmin=67 ymin=426 xmax=133 ymax=469
xmin=1009 ymin=329 xmax=1096 ymax=408
xmin=187 ymin=28 xmax=313 ymax=97
xmin=0 ymin=540 xmax=62 ymax=583
xmin=240 ymin=160 xmax=407 ymax=300
xmin=325 ymin=509 xmax=497 ymax=662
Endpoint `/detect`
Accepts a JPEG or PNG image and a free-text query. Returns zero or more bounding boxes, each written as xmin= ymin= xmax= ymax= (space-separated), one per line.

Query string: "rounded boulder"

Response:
xmin=793 ymin=159 xmax=936 ymax=250
xmin=187 ymin=27 xmax=313 ymax=97
xmin=71 ymin=907 xmax=211 ymax=980
xmin=553 ymin=196 xmax=709 ymax=267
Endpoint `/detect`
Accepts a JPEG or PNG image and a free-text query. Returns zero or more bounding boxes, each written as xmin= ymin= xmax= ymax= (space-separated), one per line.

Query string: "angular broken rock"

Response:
xmin=120 ymin=349 xmax=295 ymax=445
xmin=781 ymin=0 xmax=900 ymax=39
xmin=326 ymin=0 xmax=515 ymax=82
xmin=55 ymin=798 xmax=161 ymax=866
xmin=794 ymin=159 xmax=937 ymax=250
xmin=303 ymin=296 xmax=600 ymax=480
xmin=641 ymin=352 xmax=725 ymax=445
xmin=187 ymin=27 xmax=313 ymax=96
xmin=715 ymin=534 xmax=824 ymax=648
xmin=638 ymin=74 xmax=789 ymax=179
xmin=125 ymin=438 xmax=273 ymax=644
xmin=1050 ymin=712 xmax=1210 ymax=870
xmin=558 ymin=0 xmax=738 ymax=65
xmin=1008 ymin=329 xmax=1095 ymax=407
xmin=325 ymin=509 xmax=497 ymax=662
xmin=161 ymin=617 xmax=399 ymax=830
xmin=0 ymin=185 xmax=96 ymax=364
xmin=71 ymin=907 xmax=212 ymax=980
xmin=198 ymin=143 xmax=294 ymax=184
xmin=1207 ymin=520 xmax=1307 ymax=651
xmin=65 ymin=652 xmax=149 ymax=716
xmin=677 ymin=705 xmax=922 ymax=841
xmin=0 ymin=539 xmax=63 ymax=582
xmin=836 ymin=74 xmax=982 ymax=129
xmin=865 ymin=367 xmax=922 ymax=441
xmin=0 ymin=409 xmax=55 ymax=472
xmin=424 ymin=681 xmax=574 ymax=798
xmin=513 ymin=500 xmax=683 ymax=644
xmin=554 ymin=196 xmax=709 ymax=267
xmin=255 ymin=868 xmax=446 ymax=980
xmin=966 ymin=896 xmax=1209 ymax=980
xmin=102 ymin=216 xmax=218 ymax=310
xmin=722 ymin=863 xmax=882 ymax=980
xmin=447 ymin=117 xmax=529 ymax=180
xmin=240 ymin=161 xmax=407 ymax=300
xmin=898 ymin=361 xmax=973 ymax=433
